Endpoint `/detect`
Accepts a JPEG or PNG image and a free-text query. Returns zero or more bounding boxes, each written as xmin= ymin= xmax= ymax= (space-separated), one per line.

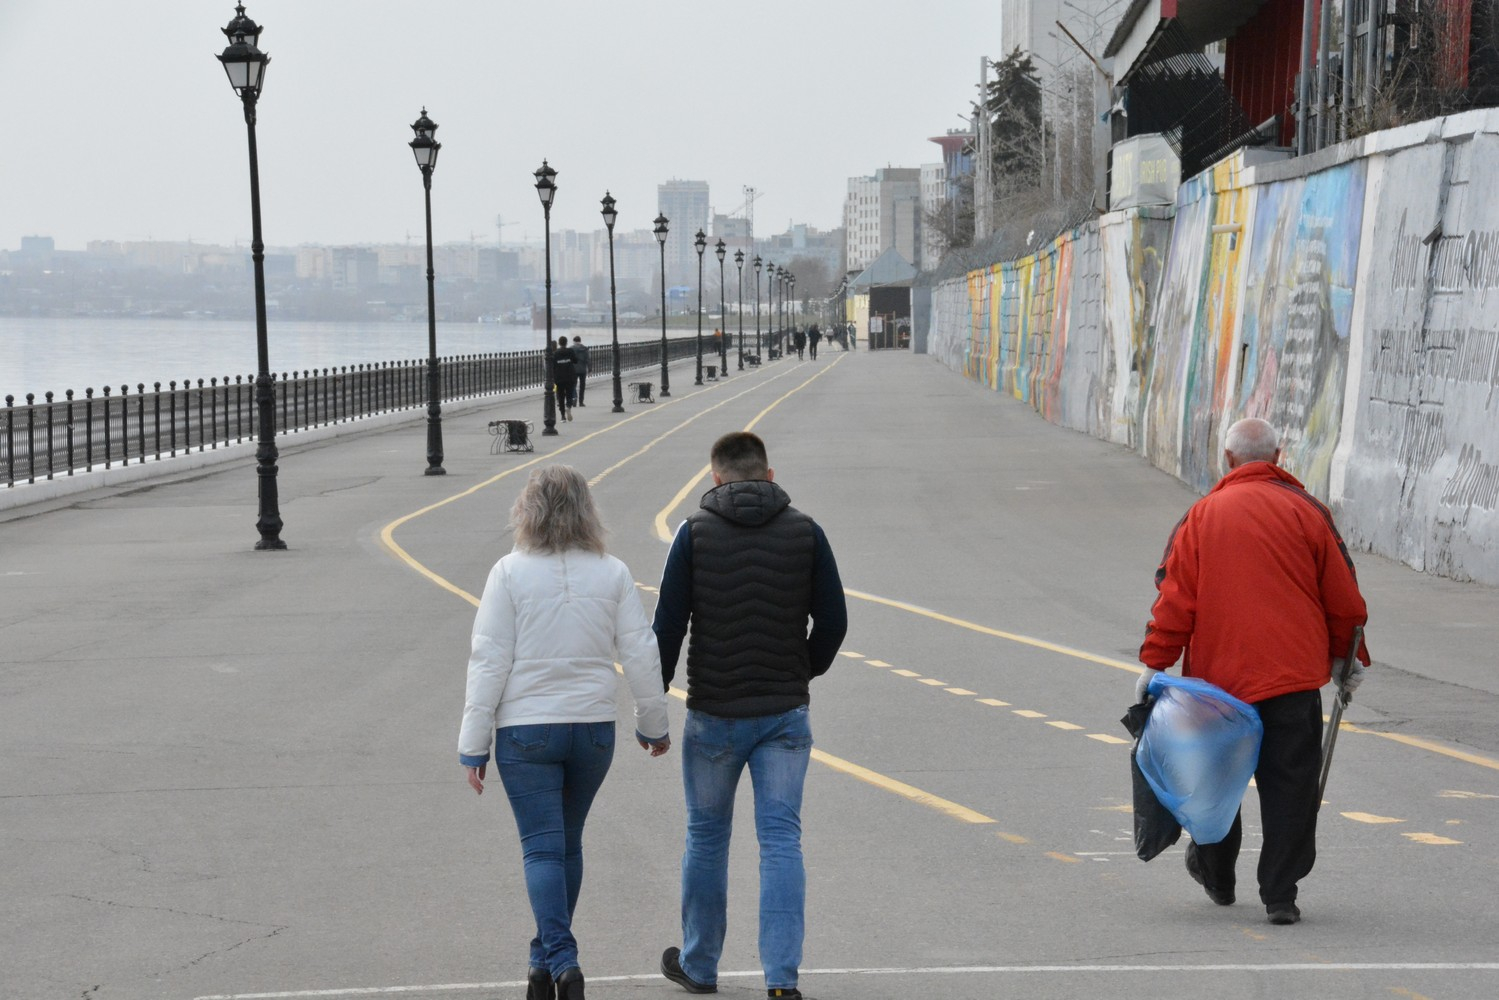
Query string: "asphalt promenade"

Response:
xmin=2 ymin=348 xmax=1497 ymax=1000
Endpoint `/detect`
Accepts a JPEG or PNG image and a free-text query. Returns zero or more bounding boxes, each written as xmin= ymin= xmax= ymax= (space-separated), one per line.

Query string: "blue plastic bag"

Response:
xmin=1136 ymin=673 xmax=1264 ymax=845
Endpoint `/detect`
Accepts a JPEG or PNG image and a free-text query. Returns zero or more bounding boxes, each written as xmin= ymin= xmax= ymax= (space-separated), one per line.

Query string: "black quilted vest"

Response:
xmin=685 ymin=479 xmax=815 ymax=718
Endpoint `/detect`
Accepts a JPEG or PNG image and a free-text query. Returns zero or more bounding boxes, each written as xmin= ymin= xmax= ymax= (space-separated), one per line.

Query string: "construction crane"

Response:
xmin=495 ymin=214 xmax=523 ymax=245
xmin=725 ymin=186 xmax=763 ymax=244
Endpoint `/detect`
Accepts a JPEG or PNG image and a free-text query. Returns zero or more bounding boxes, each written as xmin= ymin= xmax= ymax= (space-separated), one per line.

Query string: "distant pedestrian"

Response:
xmin=654 ymin=431 xmax=847 ymax=1000
xmin=571 ymin=336 xmax=590 ymax=406
xmin=459 ymin=465 xmax=671 ymax=1000
xmin=848 ymin=322 xmax=857 ymax=351
xmin=792 ymin=328 xmax=806 ymax=360
xmin=807 ymin=324 xmax=821 ymax=360
xmin=1137 ymin=417 xmax=1370 ymax=926
xmin=553 ymin=337 xmax=578 ymax=421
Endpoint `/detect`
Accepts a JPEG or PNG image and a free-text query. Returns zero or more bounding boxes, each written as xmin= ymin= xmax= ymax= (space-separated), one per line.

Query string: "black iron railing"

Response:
xmin=3 ymin=337 xmax=699 ymax=487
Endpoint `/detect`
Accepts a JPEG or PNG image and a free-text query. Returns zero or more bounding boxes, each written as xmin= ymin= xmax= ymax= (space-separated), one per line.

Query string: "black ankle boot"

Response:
xmin=526 ymin=966 xmax=554 ymax=1000
xmin=555 ymin=966 xmax=585 ymax=1000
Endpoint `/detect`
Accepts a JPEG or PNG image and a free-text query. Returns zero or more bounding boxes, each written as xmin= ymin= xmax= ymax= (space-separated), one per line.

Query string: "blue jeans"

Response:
xmin=679 ymin=706 xmax=812 ymax=991
xmin=494 ymin=722 xmax=615 ymax=977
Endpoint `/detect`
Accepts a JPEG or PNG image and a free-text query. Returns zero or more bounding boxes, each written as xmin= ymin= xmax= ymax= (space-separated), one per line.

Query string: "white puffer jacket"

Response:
xmin=458 ymin=548 xmax=669 ymax=764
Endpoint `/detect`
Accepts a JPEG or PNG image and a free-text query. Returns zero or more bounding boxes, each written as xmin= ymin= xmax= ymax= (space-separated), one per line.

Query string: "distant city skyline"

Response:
xmin=1 ymin=0 xmax=1000 ymax=252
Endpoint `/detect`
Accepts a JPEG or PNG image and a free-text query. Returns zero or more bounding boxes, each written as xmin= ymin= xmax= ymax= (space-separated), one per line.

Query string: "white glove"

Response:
xmin=1333 ymin=658 xmax=1366 ymax=697
xmin=1134 ymin=669 xmax=1159 ymax=704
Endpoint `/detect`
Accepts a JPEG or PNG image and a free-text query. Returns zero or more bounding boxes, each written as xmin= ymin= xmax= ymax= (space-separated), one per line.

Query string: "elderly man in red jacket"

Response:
xmin=1138 ymin=417 xmax=1370 ymax=926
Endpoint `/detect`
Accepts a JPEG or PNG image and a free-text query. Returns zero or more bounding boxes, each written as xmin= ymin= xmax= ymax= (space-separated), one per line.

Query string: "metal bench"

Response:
xmin=744 ymin=354 xmax=761 ymax=367
xmin=705 ymin=365 xmax=718 ymax=381
xmin=488 ymin=419 xmax=534 ymax=454
xmin=627 ymin=381 xmax=654 ymax=403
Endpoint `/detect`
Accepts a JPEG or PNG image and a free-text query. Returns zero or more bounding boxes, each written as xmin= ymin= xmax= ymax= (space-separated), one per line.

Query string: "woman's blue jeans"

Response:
xmin=679 ymin=705 xmax=812 ymax=991
xmin=494 ymin=721 xmax=615 ymax=977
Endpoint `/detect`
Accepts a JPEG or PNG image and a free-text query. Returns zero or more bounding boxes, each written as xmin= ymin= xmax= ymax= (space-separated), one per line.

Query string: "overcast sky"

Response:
xmin=0 ymin=0 xmax=1000 ymax=251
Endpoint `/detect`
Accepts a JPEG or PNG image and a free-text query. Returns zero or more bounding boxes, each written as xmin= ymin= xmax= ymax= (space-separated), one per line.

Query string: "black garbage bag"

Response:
xmin=1122 ymin=701 xmax=1182 ymax=862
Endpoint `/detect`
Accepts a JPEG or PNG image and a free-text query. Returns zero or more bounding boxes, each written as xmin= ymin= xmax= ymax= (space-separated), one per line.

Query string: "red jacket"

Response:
xmin=1140 ymin=461 xmax=1370 ymax=704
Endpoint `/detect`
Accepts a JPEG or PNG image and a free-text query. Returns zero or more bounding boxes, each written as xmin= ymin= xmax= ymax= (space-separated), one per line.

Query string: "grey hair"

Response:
xmin=1224 ymin=418 xmax=1280 ymax=462
xmin=509 ymin=465 xmax=607 ymax=554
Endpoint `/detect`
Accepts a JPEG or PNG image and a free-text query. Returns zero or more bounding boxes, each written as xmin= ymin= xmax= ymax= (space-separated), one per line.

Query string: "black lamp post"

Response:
xmin=753 ymin=255 xmax=762 ymax=360
xmin=715 ymin=239 xmax=727 ymax=375
xmin=693 ymin=229 xmax=706 ymax=386
xmin=601 ymin=192 xmax=624 ymax=414
xmin=409 ymin=108 xmax=445 ymax=475
xmin=734 ymin=249 xmax=745 ymax=370
xmin=789 ymin=273 xmax=797 ymax=336
xmin=534 ymin=160 xmax=558 ymax=436
xmin=769 ymin=264 xmax=779 ymax=354
xmin=218 ymin=3 xmax=284 ymax=550
xmin=654 ymin=214 xmax=671 ymax=397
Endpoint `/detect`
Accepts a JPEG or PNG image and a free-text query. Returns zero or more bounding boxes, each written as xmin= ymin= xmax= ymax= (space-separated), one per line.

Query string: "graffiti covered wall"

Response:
xmin=926 ymin=112 xmax=1499 ymax=584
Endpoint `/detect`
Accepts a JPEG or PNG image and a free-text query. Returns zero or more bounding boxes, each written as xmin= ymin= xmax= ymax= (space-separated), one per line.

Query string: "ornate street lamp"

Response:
xmin=217 ymin=3 xmax=283 ymax=550
xmin=789 ymin=272 xmax=797 ymax=336
xmin=734 ymin=249 xmax=745 ymax=370
xmin=601 ymin=192 xmax=624 ymax=413
xmin=534 ymin=160 xmax=558 ymax=436
xmin=753 ymin=255 xmax=762 ymax=360
xmin=769 ymin=264 xmax=779 ymax=355
xmin=693 ymin=229 xmax=706 ymax=386
xmin=654 ymin=214 xmax=671 ymax=397
xmin=715 ymin=239 xmax=727 ymax=375
xmin=409 ymin=108 xmax=445 ymax=475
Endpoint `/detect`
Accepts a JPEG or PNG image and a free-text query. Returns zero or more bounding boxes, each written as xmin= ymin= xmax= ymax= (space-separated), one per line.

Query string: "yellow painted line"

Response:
xmin=1341 ymin=722 xmax=1499 ymax=773
xmin=891 ymin=669 xmax=921 ymax=678
xmin=1089 ymin=733 xmax=1130 ymax=745
xmin=655 ymin=684 xmax=996 ymax=824
xmin=1097 ymin=804 xmax=1134 ymax=813
xmin=1390 ymin=989 xmax=1436 ymax=1000
xmin=918 ymin=678 xmax=947 ymax=687
xmin=978 ymin=698 xmax=1011 ymax=707
xmin=843 ymin=587 xmax=1140 ymax=672
xmin=652 ymin=356 xmax=844 ymax=542
xmin=945 ymin=688 xmax=977 ymax=696
xmin=1342 ymin=811 xmax=1403 ymax=824
xmin=865 ymin=659 xmax=892 ymax=667
xmin=995 ymin=830 xmax=1030 ymax=844
xmin=1047 ymin=852 xmax=1083 ymax=863
xmin=839 ymin=650 xmax=865 ymax=658
xmin=1013 ymin=710 xmax=1047 ymax=719
xmin=1403 ymin=832 xmax=1463 ymax=845
xmin=809 ymin=748 xmax=997 ymax=825
xmin=1046 ymin=721 xmax=1084 ymax=731
xmin=1439 ymin=790 xmax=1499 ymax=799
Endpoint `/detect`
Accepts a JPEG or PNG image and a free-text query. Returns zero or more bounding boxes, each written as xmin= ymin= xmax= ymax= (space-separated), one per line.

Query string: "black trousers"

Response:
xmin=576 ymin=373 xmax=586 ymax=403
xmin=1193 ymin=689 xmax=1323 ymax=906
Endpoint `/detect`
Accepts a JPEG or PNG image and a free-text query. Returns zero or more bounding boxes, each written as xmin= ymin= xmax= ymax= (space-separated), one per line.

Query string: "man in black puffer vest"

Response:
xmin=653 ymin=431 xmax=847 ymax=1000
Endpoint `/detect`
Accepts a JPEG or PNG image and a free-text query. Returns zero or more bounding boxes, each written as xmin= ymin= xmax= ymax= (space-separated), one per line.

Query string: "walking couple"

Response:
xmin=458 ymin=432 xmax=848 ymax=1000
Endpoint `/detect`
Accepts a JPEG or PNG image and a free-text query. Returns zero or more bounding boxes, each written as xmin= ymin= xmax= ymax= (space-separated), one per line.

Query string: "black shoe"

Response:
xmin=1185 ymin=842 xmax=1234 ymax=905
xmin=555 ymin=966 xmax=585 ymax=1000
xmin=661 ymin=947 xmax=716 ymax=994
xmin=526 ymin=966 xmax=555 ymax=1000
xmin=1267 ymin=902 xmax=1302 ymax=925
xmin=768 ymin=990 xmax=803 ymax=999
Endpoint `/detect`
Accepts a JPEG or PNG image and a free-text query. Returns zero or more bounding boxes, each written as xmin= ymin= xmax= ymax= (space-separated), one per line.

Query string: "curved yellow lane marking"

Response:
xmin=652 ymin=356 xmax=844 ymax=542
xmin=380 ymin=363 xmax=807 ymax=596
xmin=843 ymin=587 xmax=1141 ymax=672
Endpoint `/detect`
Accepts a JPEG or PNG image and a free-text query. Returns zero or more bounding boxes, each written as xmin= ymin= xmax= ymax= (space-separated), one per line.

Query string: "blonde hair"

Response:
xmin=509 ymin=465 xmax=607 ymax=554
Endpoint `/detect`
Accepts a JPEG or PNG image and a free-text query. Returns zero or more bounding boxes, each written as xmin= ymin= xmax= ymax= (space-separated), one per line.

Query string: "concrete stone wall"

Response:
xmin=927 ymin=109 xmax=1499 ymax=585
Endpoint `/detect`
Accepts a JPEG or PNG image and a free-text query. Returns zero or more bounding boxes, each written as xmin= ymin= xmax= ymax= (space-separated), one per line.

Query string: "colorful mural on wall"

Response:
xmin=924 ymin=113 xmax=1498 ymax=583
xmin=1237 ymin=160 xmax=1367 ymax=498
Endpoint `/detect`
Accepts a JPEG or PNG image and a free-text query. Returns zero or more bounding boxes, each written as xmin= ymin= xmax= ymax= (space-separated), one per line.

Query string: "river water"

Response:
xmin=0 ymin=317 xmax=664 ymax=401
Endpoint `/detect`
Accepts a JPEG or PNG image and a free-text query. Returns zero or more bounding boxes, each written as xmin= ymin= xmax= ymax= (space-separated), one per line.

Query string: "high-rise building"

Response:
xmin=657 ymin=179 xmax=710 ymax=294
xmin=843 ymin=168 xmax=921 ymax=273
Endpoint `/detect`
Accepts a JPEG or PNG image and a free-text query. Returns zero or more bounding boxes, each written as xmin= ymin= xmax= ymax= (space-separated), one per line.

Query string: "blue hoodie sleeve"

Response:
xmin=652 ymin=521 xmax=693 ymax=688
xmin=806 ymin=523 xmax=848 ymax=677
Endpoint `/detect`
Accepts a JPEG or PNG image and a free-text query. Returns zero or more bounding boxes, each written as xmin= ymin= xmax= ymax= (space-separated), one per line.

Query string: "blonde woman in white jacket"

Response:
xmin=459 ymin=465 xmax=670 ymax=1000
